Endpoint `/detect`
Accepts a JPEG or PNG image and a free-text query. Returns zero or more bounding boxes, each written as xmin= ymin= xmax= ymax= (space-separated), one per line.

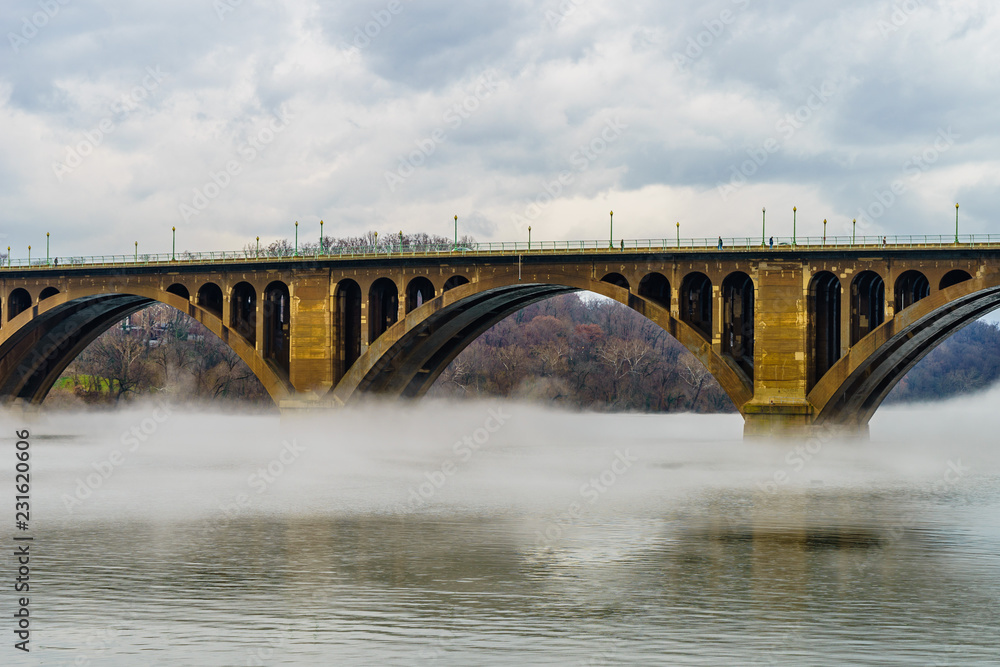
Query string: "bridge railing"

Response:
xmin=4 ymin=234 xmax=1000 ymax=269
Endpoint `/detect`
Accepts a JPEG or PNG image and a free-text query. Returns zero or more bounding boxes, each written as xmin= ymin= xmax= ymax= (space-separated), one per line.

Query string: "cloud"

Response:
xmin=1 ymin=0 xmax=998 ymax=257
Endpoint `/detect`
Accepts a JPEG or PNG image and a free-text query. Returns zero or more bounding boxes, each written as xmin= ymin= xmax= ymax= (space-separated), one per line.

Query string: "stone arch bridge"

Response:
xmin=1 ymin=245 xmax=995 ymax=437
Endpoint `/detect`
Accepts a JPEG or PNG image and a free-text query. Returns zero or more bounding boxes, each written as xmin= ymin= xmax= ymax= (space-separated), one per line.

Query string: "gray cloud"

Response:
xmin=0 ymin=0 xmax=997 ymax=258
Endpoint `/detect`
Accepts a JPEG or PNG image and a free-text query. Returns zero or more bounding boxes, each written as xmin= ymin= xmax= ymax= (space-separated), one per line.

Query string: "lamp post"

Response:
xmin=294 ymin=221 xmax=298 ymax=257
xmin=676 ymin=221 xmax=680 ymax=248
xmin=454 ymin=215 xmax=458 ymax=250
xmin=6 ymin=246 xmax=9 ymax=268
xmin=955 ymin=203 xmax=960 ymax=244
xmin=28 ymin=245 xmax=31 ymax=265
xmin=609 ymin=211 xmax=614 ymax=249
xmin=135 ymin=241 xmax=138 ymax=263
xmin=852 ymin=219 xmax=856 ymax=246
xmin=528 ymin=225 xmax=532 ymax=251
xmin=823 ymin=219 xmax=827 ymax=246
xmin=46 ymin=232 xmax=50 ymax=264
xmin=319 ymin=220 xmax=324 ymax=255
xmin=792 ymin=207 xmax=797 ymax=247
xmin=172 ymin=226 xmax=176 ymax=260
xmin=399 ymin=230 xmax=403 ymax=253
xmin=761 ymin=207 xmax=766 ymax=247
xmin=256 ymin=236 xmax=260 ymax=258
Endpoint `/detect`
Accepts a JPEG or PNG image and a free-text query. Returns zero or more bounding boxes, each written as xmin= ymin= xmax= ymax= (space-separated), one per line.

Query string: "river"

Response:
xmin=2 ymin=393 xmax=999 ymax=665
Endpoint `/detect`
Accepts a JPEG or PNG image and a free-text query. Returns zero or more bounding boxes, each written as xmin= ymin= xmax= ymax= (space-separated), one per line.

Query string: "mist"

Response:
xmin=6 ymin=391 xmax=999 ymax=531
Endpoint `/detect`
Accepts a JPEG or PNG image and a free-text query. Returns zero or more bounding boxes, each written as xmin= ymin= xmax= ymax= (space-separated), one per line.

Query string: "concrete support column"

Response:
xmin=221 ymin=283 xmax=232 ymax=335
xmin=841 ymin=271 xmax=853 ymax=354
xmin=287 ymin=272 xmax=334 ymax=396
xmin=711 ymin=283 xmax=723 ymax=357
xmin=254 ymin=287 xmax=264 ymax=353
xmin=744 ymin=260 xmax=813 ymax=437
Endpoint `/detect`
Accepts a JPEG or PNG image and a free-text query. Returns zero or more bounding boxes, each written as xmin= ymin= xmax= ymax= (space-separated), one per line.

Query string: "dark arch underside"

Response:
xmin=339 ymin=283 xmax=578 ymax=402
xmin=816 ymin=286 xmax=1000 ymax=425
xmin=0 ymin=294 xmax=154 ymax=404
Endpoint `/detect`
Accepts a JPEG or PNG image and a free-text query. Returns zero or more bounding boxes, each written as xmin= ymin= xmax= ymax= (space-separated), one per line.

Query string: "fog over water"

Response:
xmin=2 ymin=393 xmax=999 ymax=665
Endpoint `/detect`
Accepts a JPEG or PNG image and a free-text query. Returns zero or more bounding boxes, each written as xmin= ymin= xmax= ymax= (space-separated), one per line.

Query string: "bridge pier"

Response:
xmin=742 ymin=406 xmax=869 ymax=440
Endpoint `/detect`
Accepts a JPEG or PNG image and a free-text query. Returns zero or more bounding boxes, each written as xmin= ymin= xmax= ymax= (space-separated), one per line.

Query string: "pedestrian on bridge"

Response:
xmin=769 ymin=236 xmax=774 ymax=249
xmin=718 ymin=236 xmax=723 ymax=250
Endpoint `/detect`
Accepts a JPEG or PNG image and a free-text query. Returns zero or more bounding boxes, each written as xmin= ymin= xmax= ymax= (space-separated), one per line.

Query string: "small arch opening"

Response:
xmin=601 ymin=273 xmax=630 ymax=290
xmin=406 ymin=277 xmax=436 ymax=313
xmin=335 ymin=279 xmax=363 ymax=377
xmin=680 ymin=272 xmax=713 ymax=340
xmin=369 ymin=278 xmax=399 ymax=342
xmin=167 ymin=283 xmax=190 ymax=301
xmin=809 ymin=271 xmax=842 ymax=390
xmin=940 ymin=269 xmax=972 ymax=290
xmin=263 ymin=281 xmax=290 ymax=374
xmin=894 ymin=271 xmax=929 ymax=312
xmin=231 ymin=281 xmax=257 ymax=343
xmin=443 ymin=276 xmax=470 ymax=292
xmin=721 ymin=271 xmax=754 ymax=378
xmin=197 ymin=283 xmax=224 ymax=318
xmin=638 ymin=273 xmax=670 ymax=309
xmin=39 ymin=287 xmax=60 ymax=301
xmin=851 ymin=271 xmax=885 ymax=345
xmin=7 ymin=288 xmax=31 ymax=320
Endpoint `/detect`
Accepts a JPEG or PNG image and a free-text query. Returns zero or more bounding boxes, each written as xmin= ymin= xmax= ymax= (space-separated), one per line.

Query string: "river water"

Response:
xmin=2 ymin=393 xmax=999 ymax=665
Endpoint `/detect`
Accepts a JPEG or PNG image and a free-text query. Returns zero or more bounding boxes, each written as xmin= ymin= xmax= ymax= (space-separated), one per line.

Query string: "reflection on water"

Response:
xmin=2 ymin=396 xmax=1000 ymax=665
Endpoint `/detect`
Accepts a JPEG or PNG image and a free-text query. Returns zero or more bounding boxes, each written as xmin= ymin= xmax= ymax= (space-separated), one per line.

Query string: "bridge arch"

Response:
xmin=231 ymin=281 xmax=257 ymax=343
xmin=406 ymin=277 xmax=435 ymax=313
xmin=808 ymin=271 xmax=842 ymax=391
xmin=894 ymin=270 xmax=929 ymax=312
xmin=167 ymin=283 xmax=190 ymax=300
xmin=0 ymin=284 xmax=292 ymax=407
xmin=8 ymin=289 xmax=31 ymax=321
xmin=850 ymin=270 xmax=885 ymax=345
xmin=330 ymin=272 xmax=753 ymax=412
xmin=197 ymin=282 xmax=223 ymax=318
xmin=809 ymin=272 xmax=1000 ymax=428
xmin=443 ymin=276 xmax=469 ymax=292
xmin=940 ymin=269 xmax=972 ymax=290
xmin=369 ymin=277 xmax=399 ymax=343
xmin=601 ymin=273 xmax=630 ymax=290
xmin=334 ymin=279 xmax=362 ymax=379
xmin=721 ymin=271 xmax=754 ymax=379
xmin=263 ymin=281 xmax=290 ymax=376
xmin=680 ymin=272 xmax=712 ymax=340
xmin=39 ymin=287 xmax=60 ymax=302
xmin=638 ymin=272 xmax=670 ymax=309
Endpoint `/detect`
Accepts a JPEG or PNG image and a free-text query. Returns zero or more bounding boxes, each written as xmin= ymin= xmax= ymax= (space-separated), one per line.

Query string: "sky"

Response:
xmin=1 ymin=0 xmax=998 ymax=258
